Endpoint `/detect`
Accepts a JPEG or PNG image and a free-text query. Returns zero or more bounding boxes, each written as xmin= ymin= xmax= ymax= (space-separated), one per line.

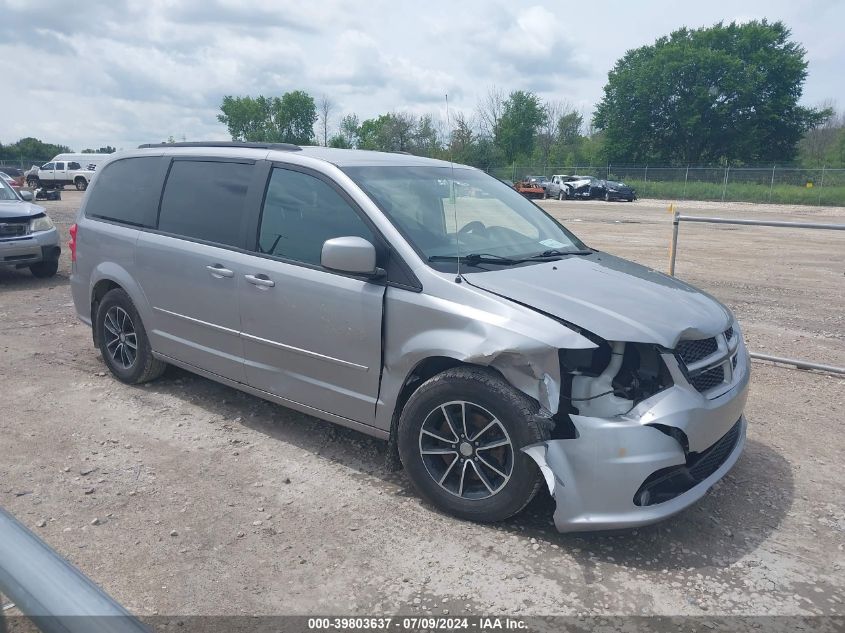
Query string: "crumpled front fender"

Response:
xmin=522 ymin=406 xmax=747 ymax=532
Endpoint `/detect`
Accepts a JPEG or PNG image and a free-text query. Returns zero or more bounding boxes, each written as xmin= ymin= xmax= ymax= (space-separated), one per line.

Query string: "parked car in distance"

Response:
xmin=0 ymin=177 xmax=61 ymax=277
xmin=0 ymin=171 xmax=22 ymax=191
xmin=564 ymin=175 xmax=606 ymax=199
xmin=548 ymin=175 xmax=572 ymax=200
xmin=514 ymin=176 xmax=546 ymax=199
xmin=603 ymin=180 xmax=637 ymax=202
xmin=27 ymin=160 xmax=97 ymax=191
xmin=0 ymin=166 xmax=25 ymax=189
xmin=71 ymin=142 xmax=749 ymax=533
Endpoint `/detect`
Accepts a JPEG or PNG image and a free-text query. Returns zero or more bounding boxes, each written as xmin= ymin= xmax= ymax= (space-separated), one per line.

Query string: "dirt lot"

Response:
xmin=1 ymin=191 xmax=843 ymax=619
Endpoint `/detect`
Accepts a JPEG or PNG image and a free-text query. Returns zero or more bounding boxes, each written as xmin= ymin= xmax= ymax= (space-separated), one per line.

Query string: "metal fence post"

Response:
xmin=683 ymin=165 xmax=690 ymax=199
xmin=644 ymin=164 xmax=648 ymax=197
xmin=721 ymin=166 xmax=729 ymax=202
xmin=769 ymin=164 xmax=776 ymax=202
xmin=669 ymin=207 xmax=680 ymax=276
xmin=818 ymin=165 xmax=826 ymax=206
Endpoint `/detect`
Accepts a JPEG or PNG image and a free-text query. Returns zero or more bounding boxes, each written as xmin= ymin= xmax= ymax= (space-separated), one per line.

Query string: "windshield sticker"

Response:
xmin=540 ymin=239 xmax=566 ymax=249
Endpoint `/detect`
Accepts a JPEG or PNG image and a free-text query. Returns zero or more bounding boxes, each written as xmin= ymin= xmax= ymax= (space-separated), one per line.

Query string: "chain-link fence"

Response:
xmin=0 ymin=158 xmax=43 ymax=171
xmin=486 ymin=164 xmax=845 ymax=206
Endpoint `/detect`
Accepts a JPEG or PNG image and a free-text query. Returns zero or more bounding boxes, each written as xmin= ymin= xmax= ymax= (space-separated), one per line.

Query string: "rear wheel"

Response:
xmin=604 ymin=191 xmax=610 ymax=201
xmin=398 ymin=367 xmax=548 ymax=524
xmin=96 ymin=288 xmax=166 ymax=384
xmin=557 ymin=190 xmax=564 ymax=200
xmin=26 ymin=177 xmax=39 ymax=188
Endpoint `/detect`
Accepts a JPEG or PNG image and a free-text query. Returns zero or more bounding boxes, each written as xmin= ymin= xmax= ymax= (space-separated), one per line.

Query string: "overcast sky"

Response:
xmin=1 ymin=0 xmax=843 ymax=151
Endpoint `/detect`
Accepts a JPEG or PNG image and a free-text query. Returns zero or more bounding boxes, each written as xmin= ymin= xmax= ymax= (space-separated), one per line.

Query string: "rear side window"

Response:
xmin=158 ymin=160 xmax=251 ymax=248
xmin=84 ymin=157 xmax=162 ymax=227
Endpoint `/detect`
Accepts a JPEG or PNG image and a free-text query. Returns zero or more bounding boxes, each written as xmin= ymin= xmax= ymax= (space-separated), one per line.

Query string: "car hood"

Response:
xmin=463 ymin=252 xmax=732 ymax=349
xmin=0 ymin=200 xmax=45 ymax=218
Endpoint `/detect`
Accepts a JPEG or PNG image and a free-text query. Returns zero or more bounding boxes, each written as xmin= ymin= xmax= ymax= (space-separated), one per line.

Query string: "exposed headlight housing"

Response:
xmin=29 ymin=215 xmax=54 ymax=232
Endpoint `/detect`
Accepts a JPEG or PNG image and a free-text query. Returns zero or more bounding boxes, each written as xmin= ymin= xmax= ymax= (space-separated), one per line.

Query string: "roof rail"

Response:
xmin=137 ymin=141 xmax=302 ymax=151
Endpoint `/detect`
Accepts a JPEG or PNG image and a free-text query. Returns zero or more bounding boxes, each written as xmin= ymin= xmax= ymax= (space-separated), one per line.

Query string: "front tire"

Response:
xmin=75 ymin=178 xmax=87 ymax=191
xmin=558 ymin=190 xmax=564 ymax=201
xmin=398 ymin=367 xmax=549 ymax=524
xmin=96 ymin=288 xmax=166 ymax=384
xmin=29 ymin=260 xmax=58 ymax=278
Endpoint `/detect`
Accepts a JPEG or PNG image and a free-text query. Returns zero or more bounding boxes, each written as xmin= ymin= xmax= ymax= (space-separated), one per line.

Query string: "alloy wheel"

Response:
xmin=418 ymin=401 xmax=514 ymax=500
xmin=103 ymin=306 xmax=137 ymax=369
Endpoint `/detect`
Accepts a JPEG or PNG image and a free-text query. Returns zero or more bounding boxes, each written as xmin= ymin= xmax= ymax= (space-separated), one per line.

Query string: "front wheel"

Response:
xmin=75 ymin=178 xmax=87 ymax=191
xmin=96 ymin=288 xmax=166 ymax=384
xmin=26 ymin=177 xmax=39 ymax=188
xmin=604 ymin=191 xmax=610 ymax=201
xmin=29 ymin=260 xmax=58 ymax=278
xmin=398 ymin=367 xmax=549 ymax=524
xmin=558 ymin=190 xmax=564 ymax=200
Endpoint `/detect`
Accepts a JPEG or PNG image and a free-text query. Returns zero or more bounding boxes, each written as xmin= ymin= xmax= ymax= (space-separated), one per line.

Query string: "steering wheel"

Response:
xmin=458 ymin=220 xmax=487 ymax=237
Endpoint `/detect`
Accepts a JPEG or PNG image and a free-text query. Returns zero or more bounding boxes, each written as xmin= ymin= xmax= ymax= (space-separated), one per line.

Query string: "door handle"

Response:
xmin=206 ymin=264 xmax=234 ymax=278
xmin=245 ymin=274 xmax=275 ymax=288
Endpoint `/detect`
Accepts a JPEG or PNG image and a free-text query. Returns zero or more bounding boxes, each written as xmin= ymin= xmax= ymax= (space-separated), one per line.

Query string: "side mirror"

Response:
xmin=19 ymin=190 xmax=33 ymax=201
xmin=321 ymin=236 xmax=381 ymax=277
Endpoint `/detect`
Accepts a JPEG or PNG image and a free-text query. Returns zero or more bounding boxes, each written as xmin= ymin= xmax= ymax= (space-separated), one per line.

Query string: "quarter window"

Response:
xmin=84 ymin=157 xmax=162 ymax=227
xmin=257 ymin=168 xmax=375 ymax=266
xmin=158 ymin=160 xmax=252 ymax=247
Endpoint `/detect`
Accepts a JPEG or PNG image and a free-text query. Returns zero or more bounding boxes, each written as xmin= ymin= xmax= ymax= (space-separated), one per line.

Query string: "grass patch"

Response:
xmin=626 ymin=179 xmax=845 ymax=206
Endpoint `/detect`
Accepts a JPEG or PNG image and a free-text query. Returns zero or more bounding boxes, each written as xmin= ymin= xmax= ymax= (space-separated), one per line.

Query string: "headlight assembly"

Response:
xmin=29 ymin=215 xmax=54 ymax=232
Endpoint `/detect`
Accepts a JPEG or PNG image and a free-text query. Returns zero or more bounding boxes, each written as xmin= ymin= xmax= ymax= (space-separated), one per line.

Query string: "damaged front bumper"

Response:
xmin=523 ymin=350 xmax=750 ymax=533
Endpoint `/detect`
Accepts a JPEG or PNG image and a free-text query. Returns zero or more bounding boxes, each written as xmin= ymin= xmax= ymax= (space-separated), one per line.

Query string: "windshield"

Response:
xmin=0 ymin=178 xmax=19 ymax=201
xmin=343 ymin=166 xmax=587 ymax=270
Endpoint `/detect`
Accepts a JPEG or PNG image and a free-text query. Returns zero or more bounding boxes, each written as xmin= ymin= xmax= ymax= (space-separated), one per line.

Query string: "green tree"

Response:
xmin=0 ymin=138 xmax=71 ymax=163
xmin=496 ymin=91 xmax=546 ymax=163
xmin=217 ymin=91 xmax=317 ymax=145
xmin=357 ymin=113 xmax=417 ymax=152
xmin=594 ymin=20 xmax=828 ymax=164
xmin=274 ymin=90 xmax=317 ymax=145
xmin=82 ymin=146 xmax=116 ymax=153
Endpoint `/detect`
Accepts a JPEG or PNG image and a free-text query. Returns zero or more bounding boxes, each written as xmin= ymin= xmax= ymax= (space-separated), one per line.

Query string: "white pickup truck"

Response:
xmin=26 ymin=160 xmax=97 ymax=191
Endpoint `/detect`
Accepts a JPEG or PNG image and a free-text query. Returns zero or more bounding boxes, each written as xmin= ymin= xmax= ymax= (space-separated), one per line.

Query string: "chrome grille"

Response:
xmin=674 ymin=326 xmax=740 ymax=395
xmin=676 ymin=337 xmax=718 ymax=365
xmin=0 ymin=222 xmax=27 ymax=238
xmin=689 ymin=365 xmax=724 ymax=393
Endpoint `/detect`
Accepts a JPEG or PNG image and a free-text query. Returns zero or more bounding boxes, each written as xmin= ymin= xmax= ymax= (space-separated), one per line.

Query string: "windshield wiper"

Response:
xmin=526 ymin=249 xmax=594 ymax=259
xmin=428 ymin=253 xmax=524 ymax=265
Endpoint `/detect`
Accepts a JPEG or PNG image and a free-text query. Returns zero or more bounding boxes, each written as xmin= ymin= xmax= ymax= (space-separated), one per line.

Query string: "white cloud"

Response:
xmin=0 ymin=0 xmax=841 ymax=150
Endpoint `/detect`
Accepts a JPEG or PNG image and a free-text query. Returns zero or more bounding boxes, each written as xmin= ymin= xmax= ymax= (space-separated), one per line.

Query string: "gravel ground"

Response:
xmin=1 ymin=192 xmax=843 ymax=620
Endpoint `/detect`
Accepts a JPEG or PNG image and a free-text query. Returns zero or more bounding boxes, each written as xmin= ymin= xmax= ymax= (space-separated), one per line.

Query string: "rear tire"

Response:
xmin=29 ymin=260 xmax=58 ymax=278
xmin=398 ymin=366 xmax=549 ymax=524
xmin=604 ymin=191 xmax=610 ymax=201
xmin=96 ymin=288 xmax=166 ymax=384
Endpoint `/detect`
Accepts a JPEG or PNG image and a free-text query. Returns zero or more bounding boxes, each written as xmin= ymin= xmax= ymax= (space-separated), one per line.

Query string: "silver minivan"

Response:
xmin=70 ymin=142 xmax=749 ymax=532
